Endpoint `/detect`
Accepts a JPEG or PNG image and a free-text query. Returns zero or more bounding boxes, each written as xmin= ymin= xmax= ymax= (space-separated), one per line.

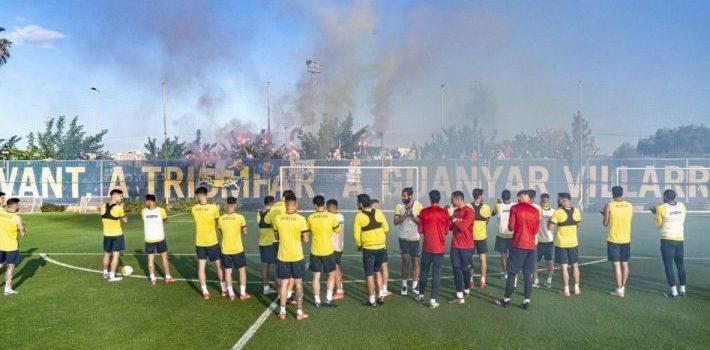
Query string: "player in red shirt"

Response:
xmin=449 ymin=191 xmax=475 ymax=304
xmin=415 ymin=190 xmax=451 ymax=309
xmin=495 ymin=190 xmax=541 ymax=310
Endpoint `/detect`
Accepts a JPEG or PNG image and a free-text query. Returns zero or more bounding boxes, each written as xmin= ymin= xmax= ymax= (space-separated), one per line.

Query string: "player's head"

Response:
xmin=313 ymin=195 xmax=325 ymax=209
xmin=401 ymin=187 xmax=414 ymax=204
xmin=558 ymin=192 xmax=572 ymax=207
xmin=226 ymin=196 xmax=237 ymax=213
xmin=528 ymin=189 xmax=537 ymax=201
xmin=326 ymin=199 xmax=338 ymax=213
xmin=540 ymin=193 xmax=550 ymax=206
xmin=109 ymin=188 xmax=124 ymax=203
xmin=5 ymin=197 xmax=20 ymax=212
xmin=371 ymin=199 xmax=380 ymax=210
xmin=517 ymin=190 xmax=528 ymax=203
xmin=195 ymin=186 xmax=208 ymax=203
xmin=357 ymin=193 xmax=372 ymax=210
xmin=612 ymin=186 xmax=624 ymax=199
xmin=144 ymin=194 xmax=157 ymax=207
xmin=264 ymin=195 xmax=275 ymax=207
xmin=663 ymin=189 xmax=677 ymax=203
xmin=429 ymin=190 xmax=441 ymax=205
xmin=501 ymin=189 xmax=511 ymax=202
xmin=451 ymin=190 xmax=465 ymax=207
xmin=0 ymin=191 xmax=5 ymax=204
xmin=472 ymin=188 xmax=484 ymax=202
xmin=282 ymin=189 xmax=295 ymax=200
xmin=284 ymin=193 xmax=298 ymax=212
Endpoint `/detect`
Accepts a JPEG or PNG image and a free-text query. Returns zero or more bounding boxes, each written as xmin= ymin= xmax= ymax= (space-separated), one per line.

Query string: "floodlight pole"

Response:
xmin=306 ymin=59 xmax=321 ymax=134
xmin=578 ymin=80 xmax=584 ymax=210
xmin=91 ymin=87 xmax=102 ymax=131
xmin=162 ymin=82 xmax=170 ymax=205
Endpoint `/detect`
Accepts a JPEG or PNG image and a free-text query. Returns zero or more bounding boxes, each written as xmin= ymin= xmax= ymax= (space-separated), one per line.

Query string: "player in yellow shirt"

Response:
xmin=191 ymin=186 xmax=226 ymax=300
xmin=266 ymin=190 xmax=296 ymax=301
xmin=0 ymin=198 xmax=27 ymax=296
xmin=548 ymin=192 xmax=582 ymax=297
xmin=219 ymin=197 xmax=251 ymax=301
xmin=274 ymin=193 xmax=310 ymax=321
xmin=603 ymin=186 xmax=633 ymax=298
xmin=307 ymin=195 xmax=341 ymax=307
xmin=257 ymin=195 xmax=278 ymax=295
xmin=471 ymin=188 xmax=490 ymax=288
xmin=354 ymin=193 xmax=390 ymax=307
xmin=370 ymin=198 xmax=391 ymax=297
xmin=101 ymin=189 xmax=128 ymax=282
xmin=141 ymin=194 xmax=176 ymax=285
xmin=651 ymin=189 xmax=687 ymax=298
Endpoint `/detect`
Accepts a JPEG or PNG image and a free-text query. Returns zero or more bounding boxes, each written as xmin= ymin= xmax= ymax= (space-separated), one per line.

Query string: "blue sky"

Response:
xmin=1 ymin=0 xmax=709 ymax=153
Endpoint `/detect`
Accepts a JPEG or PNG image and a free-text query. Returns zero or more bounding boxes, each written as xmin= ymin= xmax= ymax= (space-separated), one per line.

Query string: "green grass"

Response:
xmin=2 ymin=211 xmax=710 ymax=349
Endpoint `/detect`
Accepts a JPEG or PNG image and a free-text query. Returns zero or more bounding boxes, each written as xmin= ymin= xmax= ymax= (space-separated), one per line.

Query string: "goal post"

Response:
xmin=79 ymin=195 xmax=111 ymax=214
xmin=279 ymin=165 xmax=420 ymax=212
xmin=16 ymin=196 xmax=43 ymax=213
xmin=615 ymin=166 xmax=710 ymax=213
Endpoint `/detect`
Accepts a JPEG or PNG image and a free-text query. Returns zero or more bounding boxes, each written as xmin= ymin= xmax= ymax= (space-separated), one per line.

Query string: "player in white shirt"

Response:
xmin=492 ymin=190 xmax=514 ymax=279
xmin=142 ymin=194 xmax=176 ymax=285
xmin=650 ymin=190 xmax=687 ymax=298
xmin=393 ymin=187 xmax=423 ymax=296
xmin=327 ymin=199 xmax=347 ymax=299
xmin=533 ymin=193 xmax=555 ymax=288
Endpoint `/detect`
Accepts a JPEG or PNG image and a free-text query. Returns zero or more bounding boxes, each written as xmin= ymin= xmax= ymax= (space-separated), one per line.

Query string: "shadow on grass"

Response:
xmin=14 ymin=248 xmax=43 ymax=289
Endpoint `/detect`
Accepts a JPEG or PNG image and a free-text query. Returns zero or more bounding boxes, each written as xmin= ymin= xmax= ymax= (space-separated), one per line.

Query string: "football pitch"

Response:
xmin=3 ymin=211 xmax=710 ymax=349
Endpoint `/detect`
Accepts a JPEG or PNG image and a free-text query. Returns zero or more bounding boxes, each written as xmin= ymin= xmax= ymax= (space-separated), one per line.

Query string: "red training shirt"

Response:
xmin=451 ymin=205 xmax=474 ymax=249
xmin=417 ymin=205 xmax=451 ymax=254
xmin=508 ymin=201 xmax=541 ymax=250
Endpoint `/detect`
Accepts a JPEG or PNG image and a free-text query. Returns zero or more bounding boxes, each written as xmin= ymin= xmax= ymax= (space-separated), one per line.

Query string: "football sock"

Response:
xmin=369 ymin=295 xmax=376 ymax=304
xmin=240 ymin=285 xmax=246 ymax=296
xmin=402 ymin=280 xmax=408 ymax=288
xmin=314 ymin=295 xmax=321 ymax=304
xmin=670 ymin=286 xmax=678 ymax=296
xmin=326 ymin=290 xmax=333 ymax=301
xmin=220 ymin=282 xmax=228 ymax=292
xmin=201 ymin=285 xmax=209 ymax=294
xmin=679 ymin=285 xmax=686 ymax=294
xmin=227 ymin=286 xmax=235 ymax=296
xmin=412 ymin=281 xmax=418 ymax=289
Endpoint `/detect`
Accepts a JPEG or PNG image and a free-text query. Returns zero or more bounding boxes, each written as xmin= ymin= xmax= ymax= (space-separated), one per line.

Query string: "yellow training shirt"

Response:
xmin=0 ymin=211 xmax=22 ymax=251
xmin=264 ymin=200 xmax=285 ymax=228
xmin=551 ymin=207 xmax=582 ymax=248
xmin=100 ymin=204 xmax=125 ymax=237
xmin=191 ymin=203 xmax=220 ymax=247
xmin=473 ymin=203 xmax=491 ymax=240
xmin=274 ymin=212 xmax=309 ymax=262
xmin=607 ymin=201 xmax=633 ymax=244
xmin=219 ymin=213 xmax=247 ymax=254
xmin=307 ymin=210 xmax=341 ymax=256
xmin=353 ymin=209 xmax=389 ymax=250
xmin=257 ymin=209 xmax=277 ymax=246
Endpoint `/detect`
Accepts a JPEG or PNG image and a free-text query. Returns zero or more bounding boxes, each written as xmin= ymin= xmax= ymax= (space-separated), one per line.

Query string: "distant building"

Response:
xmin=114 ymin=150 xmax=146 ymax=160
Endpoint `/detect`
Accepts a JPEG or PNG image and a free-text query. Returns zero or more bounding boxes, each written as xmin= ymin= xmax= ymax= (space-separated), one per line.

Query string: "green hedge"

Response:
xmin=41 ymin=203 xmax=67 ymax=212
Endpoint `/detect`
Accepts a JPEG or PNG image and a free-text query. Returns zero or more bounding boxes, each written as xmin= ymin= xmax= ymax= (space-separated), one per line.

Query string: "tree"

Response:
xmin=0 ymin=27 xmax=11 ymax=67
xmin=637 ymin=124 xmax=710 ymax=157
xmin=612 ymin=142 xmax=640 ymax=158
xmin=144 ymin=136 xmax=189 ymax=160
xmin=297 ymin=113 xmax=368 ymax=159
xmin=27 ymin=116 xmax=109 ymax=159
xmin=421 ymin=122 xmax=497 ymax=160
xmin=570 ymin=112 xmax=599 ymax=159
xmin=0 ymin=135 xmax=21 ymax=160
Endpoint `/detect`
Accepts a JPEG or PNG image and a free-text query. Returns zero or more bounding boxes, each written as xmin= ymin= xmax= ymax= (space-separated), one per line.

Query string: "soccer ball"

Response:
xmin=121 ymin=265 xmax=133 ymax=276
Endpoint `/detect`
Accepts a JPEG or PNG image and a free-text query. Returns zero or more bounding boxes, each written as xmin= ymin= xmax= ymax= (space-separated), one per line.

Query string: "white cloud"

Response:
xmin=7 ymin=24 xmax=66 ymax=48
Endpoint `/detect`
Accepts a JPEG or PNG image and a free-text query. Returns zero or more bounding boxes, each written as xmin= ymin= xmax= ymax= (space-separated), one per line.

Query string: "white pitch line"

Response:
xmin=230 ymin=301 xmax=278 ymax=350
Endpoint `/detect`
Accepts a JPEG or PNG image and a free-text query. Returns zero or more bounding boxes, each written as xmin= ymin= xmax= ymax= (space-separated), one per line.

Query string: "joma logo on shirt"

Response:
xmin=279 ymin=216 xmax=298 ymax=221
xmin=145 ymin=214 xmax=160 ymax=219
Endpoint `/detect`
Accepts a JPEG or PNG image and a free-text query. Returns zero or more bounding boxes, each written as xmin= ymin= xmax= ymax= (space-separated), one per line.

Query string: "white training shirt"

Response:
xmin=394 ymin=201 xmax=423 ymax=241
xmin=331 ymin=212 xmax=345 ymax=252
xmin=496 ymin=202 xmax=514 ymax=236
xmin=142 ymin=207 xmax=167 ymax=243
xmin=658 ymin=202 xmax=686 ymax=241
xmin=537 ymin=206 xmax=555 ymax=243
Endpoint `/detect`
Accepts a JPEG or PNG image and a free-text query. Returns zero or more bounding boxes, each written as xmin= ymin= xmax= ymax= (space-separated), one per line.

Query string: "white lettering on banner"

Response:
xmin=455 ymin=166 xmax=477 ymax=195
xmin=481 ymin=166 xmax=503 ymax=198
xmin=528 ymin=166 xmax=549 ymax=195
xmin=0 ymin=167 xmax=19 ymax=196
xmin=108 ymin=167 xmax=128 ymax=196
xmin=505 ymin=166 xmax=525 ymax=192
xmin=563 ymin=166 xmax=585 ymax=198
xmin=664 ymin=166 xmax=685 ymax=197
xmin=141 ymin=166 xmax=161 ymax=195
xmin=688 ymin=166 xmax=709 ymax=198
xmin=600 ymin=166 xmax=612 ymax=198
xmin=65 ymin=167 xmax=85 ymax=198
xmin=432 ymin=166 xmax=451 ymax=194
xmin=165 ymin=166 xmax=184 ymax=199
xmin=18 ymin=167 xmax=39 ymax=197
xmin=41 ymin=167 xmax=63 ymax=198
xmin=588 ymin=166 xmax=596 ymax=198
xmin=187 ymin=167 xmax=195 ymax=198
xmin=638 ymin=168 xmax=661 ymax=198
xmin=252 ymin=174 xmax=269 ymax=198
xmin=294 ymin=171 xmax=314 ymax=199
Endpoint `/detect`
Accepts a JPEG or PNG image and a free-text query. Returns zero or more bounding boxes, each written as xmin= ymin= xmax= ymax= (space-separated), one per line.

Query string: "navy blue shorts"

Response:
xmin=196 ymin=244 xmax=221 ymax=262
xmin=450 ymin=248 xmax=473 ymax=269
xmin=507 ymin=248 xmax=537 ymax=275
xmin=259 ymin=243 xmax=278 ymax=264
xmin=399 ymin=239 xmax=421 ymax=257
xmin=537 ymin=242 xmax=554 ymax=262
xmin=103 ymin=235 xmax=125 ymax=253
xmin=555 ymin=246 xmax=579 ymax=265
xmin=310 ymin=254 xmax=337 ymax=273
xmin=474 ymin=239 xmax=488 ymax=254
xmin=221 ymin=252 xmax=247 ymax=269
xmin=145 ymin=240 xmax=168 ymax=254
xmin=362 ymin=248 xmax=387 ymax=277
xmin=0 ymin=250 xmax=20 ymax=265
xmin=277 ymin=259 xmax=305 ymax=279
xmin=494 ymin=236 xmax=512 ymax=253
xmin=607 ymin=242 xmax=631 ymax=262
xmin=334 ymin=251 xmax=343 ymax=265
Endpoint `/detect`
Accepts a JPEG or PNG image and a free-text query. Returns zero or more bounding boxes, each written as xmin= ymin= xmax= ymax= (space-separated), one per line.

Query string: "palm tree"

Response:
xmin=0 ymin=27 xmax=12 ymax=67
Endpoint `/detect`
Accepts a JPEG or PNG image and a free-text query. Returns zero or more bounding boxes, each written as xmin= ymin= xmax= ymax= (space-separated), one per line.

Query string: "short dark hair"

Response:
xmin=226 ymin=197 xmax=237 ymax=204
xmin=0 ymin=191 xmax=5 ymax=197
xmin=663 ymin=189 xmax=676 ymax=202
xmin=612 ymin=186 xmax=623 ymax=198
xmin=313 ymin=195 xmax=325 ymax=207
xmin=282 ymin=189 xmax=295 ymax=198
xmin=371 ymin=199 xmax=380 ymax=204
xmin=517 ymin=190 xmax=528 ymax=197
xmin=6 ymin=197 xmax=20 ymax=206
xmin=326 ymin=199 xmax=338 ymax=208
xmin=402 ymin=187 xmax=414 ymax=196
xmin=501 ymin=190 xmax=511 ymax=201
xmin=540 ymin=193 xmax=550 ymax=200
xmin=528 ymin=189 xmax=537 ymax=198
xmin=452 ymin=190 xmax=465 ymax=200
xmin=284 ymin=193 xmax=297 ymax=203
xmin=109 ymin=188 xmax=123 ymax=196
xmin=558 ymin=192 xmax=571 ymax=200
xmin=357 ymin=193 xmax=372 ymax=207
xmin=429 ymin=190 xmax=441 ymax=204
xmin=194 ymin=186 xmax=208 ymax=195
xmin=264 ymin=195 xmax=275 ymax=205
xmin=145 ymin=194 xmax=157 ymax=202
xmin=472 ymin=188 xmax=484 ymax=200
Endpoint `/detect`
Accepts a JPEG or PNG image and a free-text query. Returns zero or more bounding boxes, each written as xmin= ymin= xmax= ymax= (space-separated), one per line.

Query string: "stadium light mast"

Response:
xmin=162 ymin=81 xmax=170 ymax=205
xmin=578 ymin=80 xmax=584 ymax=210
xmin=90 ymin=87 xmax=102 ymax=131
xmin=440 ymin=84 xmax=446 ymax=130
xmin=306 ymin=59 xmax=321 ymax=133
